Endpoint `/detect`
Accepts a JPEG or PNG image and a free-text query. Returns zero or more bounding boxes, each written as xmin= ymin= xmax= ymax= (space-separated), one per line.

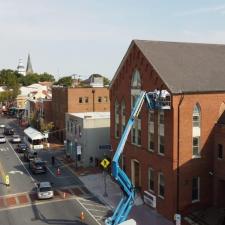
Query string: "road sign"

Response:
xmin=77 ymin=145 xmax=81 ymax=155
xmin=5 ymin=175 xmax=10 ymax=186
xmin=100 ymin=158 xmax=110 ymax=169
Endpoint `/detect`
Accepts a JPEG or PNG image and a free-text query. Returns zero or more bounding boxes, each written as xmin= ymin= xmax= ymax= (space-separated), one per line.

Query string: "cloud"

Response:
xmin=175 ymin=4 xmax=225 ymax=16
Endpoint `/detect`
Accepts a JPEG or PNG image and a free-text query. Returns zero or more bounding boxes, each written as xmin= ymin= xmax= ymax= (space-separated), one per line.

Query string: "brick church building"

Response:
xmin=109 ymin=40 xmax=225 ymax=221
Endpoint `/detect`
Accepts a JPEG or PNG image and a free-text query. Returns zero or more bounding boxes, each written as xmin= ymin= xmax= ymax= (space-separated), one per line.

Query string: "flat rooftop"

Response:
xmin=68 ymin=112 xmax=110 ymax=119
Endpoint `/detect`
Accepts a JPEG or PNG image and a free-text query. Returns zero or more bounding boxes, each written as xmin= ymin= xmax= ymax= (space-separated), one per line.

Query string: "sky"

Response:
xmin=0 ymin=0 xmax=225 ymax=81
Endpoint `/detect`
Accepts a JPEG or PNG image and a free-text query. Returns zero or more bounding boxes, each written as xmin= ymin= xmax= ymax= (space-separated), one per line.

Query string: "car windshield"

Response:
xmin=0 ymin=136 xmax=5 ymax=138
xmin=40 ymin=187 xmax=51 ymax=192
xmin=36 ymin=162 xmax=45 ymax=166
xmin=13 ymin=135 xmax=19 ymax=138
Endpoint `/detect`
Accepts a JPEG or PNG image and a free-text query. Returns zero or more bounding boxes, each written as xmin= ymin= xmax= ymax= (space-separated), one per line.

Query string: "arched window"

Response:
xmin=131 ymin=69 xmax=141 ymax=146
xmin=131 ymin=69 xmax=141 ymax=89
xmin=121 ymin=99 xmax=126 ymax=133
xmin=192 ymin=104 xmax=201 ymax=158
xmin=115 ymin=99 xmax=120 ymax=138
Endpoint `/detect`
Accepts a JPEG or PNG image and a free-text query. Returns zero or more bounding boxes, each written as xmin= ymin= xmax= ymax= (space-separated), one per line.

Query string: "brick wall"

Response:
xmin=52 ymin=86 xmax=110 ymax=142
xmin=110 ymin=42 xmax=225 ymax=221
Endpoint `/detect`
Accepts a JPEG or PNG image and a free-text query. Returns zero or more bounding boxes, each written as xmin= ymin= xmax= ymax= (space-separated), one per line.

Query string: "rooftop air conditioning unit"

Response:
xmin=143 ymin=191 xmax=156 ymax=208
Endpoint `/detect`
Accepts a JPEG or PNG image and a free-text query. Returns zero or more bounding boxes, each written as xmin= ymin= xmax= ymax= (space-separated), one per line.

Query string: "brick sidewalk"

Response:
xmin=0 ymin=186 xmax=91 ymax=210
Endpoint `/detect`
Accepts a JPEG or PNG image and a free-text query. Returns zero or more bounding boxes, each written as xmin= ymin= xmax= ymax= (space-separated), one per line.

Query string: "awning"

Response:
xmin=24 ymin=127 xmax=45 ymax=140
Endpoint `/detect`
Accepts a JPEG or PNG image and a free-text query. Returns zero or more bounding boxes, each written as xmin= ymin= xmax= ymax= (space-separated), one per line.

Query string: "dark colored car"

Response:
xmin=16 ymin=143 xmax=28 ymax=153
xmin=30 ymin=158 xmax=47 ymax=174
xmin=24 ymin=149 xmax=38 ymax=162
xmin=4 ymin=127 xmax=14 ymax=135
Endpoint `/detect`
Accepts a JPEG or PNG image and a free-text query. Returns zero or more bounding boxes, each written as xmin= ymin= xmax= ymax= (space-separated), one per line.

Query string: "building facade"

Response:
xmin=52 ymin=87 xmax=110 ymax=142
xmin=110 ymin=40 xmax=225 ymax=221
xmin=65 ymin=112 xmax=110 ymax=167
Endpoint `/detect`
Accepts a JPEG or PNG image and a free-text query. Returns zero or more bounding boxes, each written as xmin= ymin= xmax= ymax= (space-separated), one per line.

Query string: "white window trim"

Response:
xmin=158 ymin=135 xmax=165 ymax=156
xmin=148 ymin=168 xmax=154 ymax=193
xmin=192 ymin=136 xmax=201 ymax=158
xmin=158 ymin=172 xmax=165 ymax=199
xmin=192 ymin=177 xmax=200 ymax=203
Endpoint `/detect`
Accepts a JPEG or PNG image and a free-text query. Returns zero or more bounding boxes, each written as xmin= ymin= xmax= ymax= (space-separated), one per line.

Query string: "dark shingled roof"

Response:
xmin=110 ymin=40 xmax=225 ymax=94
xmin=134 ymin=40 xmax=225 ymax=94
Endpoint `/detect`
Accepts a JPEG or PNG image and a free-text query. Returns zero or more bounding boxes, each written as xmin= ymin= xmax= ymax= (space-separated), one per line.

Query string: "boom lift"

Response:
xmin=105 ymin=90 xmax=171 ymax=225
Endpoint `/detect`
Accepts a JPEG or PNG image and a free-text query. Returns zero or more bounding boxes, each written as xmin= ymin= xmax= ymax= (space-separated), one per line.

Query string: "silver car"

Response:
xmin=37 ymin=182 xmax=54 ymax=200
xmin=11 ymin=135 xmax=21 ymax=143
xmin=0 ymin=135 xmax=6 ymax=144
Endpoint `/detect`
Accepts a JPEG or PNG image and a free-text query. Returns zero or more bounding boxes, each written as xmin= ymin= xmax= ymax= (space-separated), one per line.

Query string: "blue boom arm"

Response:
xmin=105 ymin=90 xmax=171 ymax=225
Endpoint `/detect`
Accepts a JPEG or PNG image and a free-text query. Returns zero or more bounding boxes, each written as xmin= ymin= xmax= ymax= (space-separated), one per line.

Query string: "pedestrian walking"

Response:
xmin=51 ymin=156 xmax=55 ymax=166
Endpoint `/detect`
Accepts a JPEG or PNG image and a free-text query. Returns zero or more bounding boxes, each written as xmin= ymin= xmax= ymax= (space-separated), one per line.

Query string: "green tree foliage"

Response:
xmin=19 ymin=73 xmax=40 ymax=86
xmin=103 ymin=76 xmax=110 ymax=86
xmin=39 ymin=72 xmax=55 ymax=82
xmin=39 ymin=119 xmax=54 ymax=133
xmin=55 ymin=76 xmax=72 ymax=87
xmin=0 ymin=69 xmax=21 ymax=102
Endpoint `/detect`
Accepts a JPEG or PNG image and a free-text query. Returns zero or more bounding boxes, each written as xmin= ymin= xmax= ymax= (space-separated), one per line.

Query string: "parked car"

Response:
xmin=0 ymin=135 xmax=6 ymax=144
xmin=16 ymin=143 xmax=28 ymax=153
xmin=4 ymin=127 xmax=14 ymax=135
xmin=11 ymin=135 xmax=21 ymax=143
xmin=0 ymin=124 xmax=5 ymax=128
xmin=36 ymin=181 xmax=54 ymax=199
xmin=29 ymin=158 xmax=47 ymax=174
xmin=24 ymin=149 xmax=38 ymax=162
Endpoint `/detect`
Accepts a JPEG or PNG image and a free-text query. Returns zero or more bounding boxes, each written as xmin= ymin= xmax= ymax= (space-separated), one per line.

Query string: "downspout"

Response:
xmin=177 ymin=92 xmax=184 ymax=214
xmin=92 ymin=89 xmax=95 ymax=112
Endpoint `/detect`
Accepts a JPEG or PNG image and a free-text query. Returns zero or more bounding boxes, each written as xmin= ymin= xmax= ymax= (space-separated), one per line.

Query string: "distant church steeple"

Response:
xmin=17 ymin=59 xmax=26 ymax=76
xmin=26 ymin=53 xmax=33 ymax=75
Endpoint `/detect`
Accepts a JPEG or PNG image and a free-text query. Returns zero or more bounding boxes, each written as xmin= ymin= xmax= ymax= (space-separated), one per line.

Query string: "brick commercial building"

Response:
xmin=52 ymin=87 xmax=110 ymax=142
xmin=110 ymin=40 xmax=225 ymax=222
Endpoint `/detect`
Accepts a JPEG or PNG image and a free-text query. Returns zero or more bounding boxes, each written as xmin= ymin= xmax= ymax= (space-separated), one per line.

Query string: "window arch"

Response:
xmin=192 ymin=103 xmax=201 ymax=158
xmin=131 ymin=69 xmax=141 ymax=89
xmin=121 ymin=99 xmax=126 ymax=133
xmin=193 ymin=104 xmax=201 ymax=127
xmin=131 ymin=69 xmax=142 ymax=146
xmin=115 ymin=99 xmax=120 ymax=138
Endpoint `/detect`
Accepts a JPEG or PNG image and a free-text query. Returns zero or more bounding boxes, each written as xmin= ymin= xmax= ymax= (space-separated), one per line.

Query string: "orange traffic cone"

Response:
xmin=80 ymin=211 xmax=85 ymax=221
xmin=56 ymin=167 xmax=61 ymax=176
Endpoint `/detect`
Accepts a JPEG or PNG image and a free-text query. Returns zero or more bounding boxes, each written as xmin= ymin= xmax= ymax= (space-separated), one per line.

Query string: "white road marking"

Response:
xmin=6 ymin=139 xmax=35 ymax=183
xmin=0 ymin=148 xmax=7 ymax=152
xmin=88 ymin=208 xmax=109 ymax=213
xmin=76 ymin=198 xmax=102 ymax=225
xmin=46 ymin=166 xmax=57 ymax=177
xmin=8 ymin=170 xmax=24 ymax=175
xmin=81 ymin=202 xmax=110 ymax=209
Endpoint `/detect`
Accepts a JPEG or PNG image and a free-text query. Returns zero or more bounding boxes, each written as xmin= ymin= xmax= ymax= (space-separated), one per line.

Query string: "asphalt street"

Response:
xmin=0 ymin=115 xmax=109 ymax=225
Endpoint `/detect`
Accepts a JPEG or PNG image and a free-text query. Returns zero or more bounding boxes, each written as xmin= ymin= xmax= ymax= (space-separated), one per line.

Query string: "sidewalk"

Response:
xmin=78 ymin=171 xmax=173 ymax=225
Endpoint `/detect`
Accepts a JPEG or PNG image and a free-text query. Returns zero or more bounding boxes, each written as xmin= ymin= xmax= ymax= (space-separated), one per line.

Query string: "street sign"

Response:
xmin=100 ymin=158 xmax=110 ymax=169
xmin=77 ymin=145 xmax=81 ymax=155
xmin=5 ymin=175 xmax=10 ymax=186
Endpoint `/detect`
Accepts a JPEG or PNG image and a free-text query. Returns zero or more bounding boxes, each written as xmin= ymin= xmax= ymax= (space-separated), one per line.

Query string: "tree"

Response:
xmin=55 ymin=76 xmax=72 ymax=87
xmin=39 ymin=72 xmax=55 ymax=82
xmin=20 ymin=73 xmax=40 ymax=86
xmin=103 ymin=76 xmax=110 ymax=86
xmin=39 ymin=120 xmax=54 ymax=133
xmin=0 ymin=69 xmax=21 ymax=102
